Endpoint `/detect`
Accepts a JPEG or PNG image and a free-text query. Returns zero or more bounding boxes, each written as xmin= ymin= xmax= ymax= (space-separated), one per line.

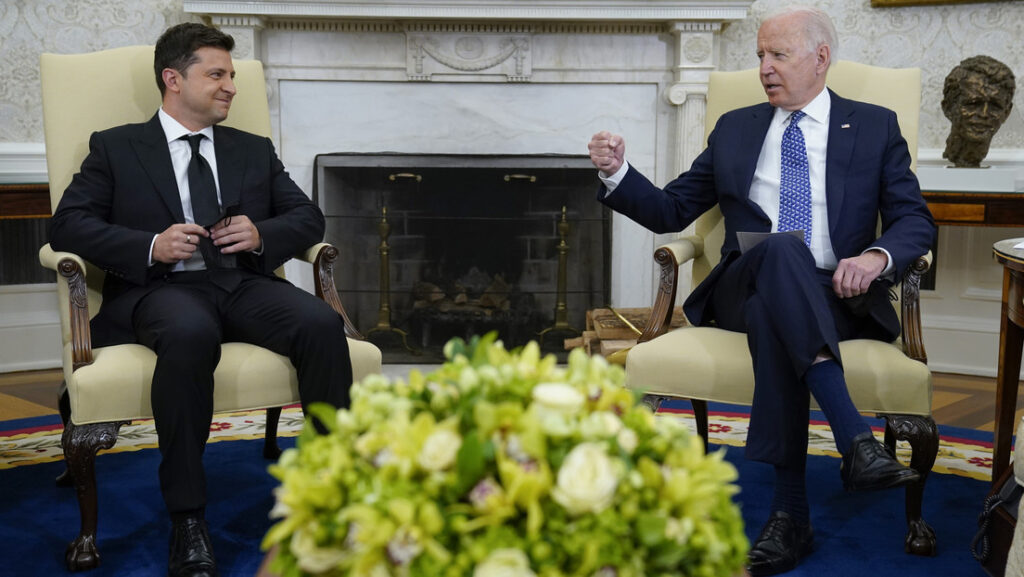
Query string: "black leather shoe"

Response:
xmin=841 ymin=431 xmax=920 ymax=492
xmin=168 ymin=517 xmax=218 ymax=577
xmin=746 ymin=511 xmax=814 ymax=576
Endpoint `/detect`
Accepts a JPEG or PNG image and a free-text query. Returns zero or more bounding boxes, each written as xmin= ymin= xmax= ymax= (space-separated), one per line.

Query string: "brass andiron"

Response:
xmin=366 ymin=205 xmax=416 ymax=353
xmin=539 ymin=206 xmax=580 ymax=346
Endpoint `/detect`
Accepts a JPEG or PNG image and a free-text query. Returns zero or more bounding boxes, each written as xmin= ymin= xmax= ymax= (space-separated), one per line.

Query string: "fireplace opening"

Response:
xmin=314 ymin=153 xmax=610 ymax=362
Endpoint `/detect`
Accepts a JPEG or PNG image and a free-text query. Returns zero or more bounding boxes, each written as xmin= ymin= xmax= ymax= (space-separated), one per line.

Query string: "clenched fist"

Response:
xmin=588 ymin=131 xmax=625 ymax=175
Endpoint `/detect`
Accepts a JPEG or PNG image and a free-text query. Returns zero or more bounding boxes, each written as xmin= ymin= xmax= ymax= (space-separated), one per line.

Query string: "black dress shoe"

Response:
xmin=840 ymin=431 xmax=920 ymax=492
xmin=168 ymin=517 xmax=218 ymax=577
xmin=746 ymin=511 xmax=814 ymax=576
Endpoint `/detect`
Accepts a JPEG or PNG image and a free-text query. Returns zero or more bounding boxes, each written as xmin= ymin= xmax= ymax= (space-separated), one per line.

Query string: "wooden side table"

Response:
xmin=992 ymin=238 xmax=1024 ymax=483
xmin=925 ymin=191 xmax=1024 ymax=227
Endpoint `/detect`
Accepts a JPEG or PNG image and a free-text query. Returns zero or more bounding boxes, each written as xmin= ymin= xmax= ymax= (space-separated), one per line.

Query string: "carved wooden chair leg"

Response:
xmin=62 ymin=420 xmax=126 ymax=571
xmin=691 ymin=399 xmax=710 ymax=452
xmin=56 ymin=384 xmax=74 ymax=487
xmin=884 ymin=414 xmax=939 ymax=557
xmin=263 ymin=407 xmax=283 ymax=460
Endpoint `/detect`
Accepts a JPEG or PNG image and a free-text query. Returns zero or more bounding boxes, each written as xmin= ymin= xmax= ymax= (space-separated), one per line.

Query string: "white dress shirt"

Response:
xmin=749 ymin=88 xmax=835 ymax=269
xmin=151 ymin=109 xmax=222 ymax=271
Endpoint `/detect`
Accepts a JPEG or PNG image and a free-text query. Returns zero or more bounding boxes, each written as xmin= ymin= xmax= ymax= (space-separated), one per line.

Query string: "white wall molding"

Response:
xmin=0 ymin=143 xmax=47 ymax=184
xmin=960 ymin=287 xmax=1002 ymax=303
xmin=185 ymin=0 xmax=753 ymax=22
xmin=0 ymin=284 xmax=61 ymax=372
xmin=923 ymin=313 xmax=998 ymax=335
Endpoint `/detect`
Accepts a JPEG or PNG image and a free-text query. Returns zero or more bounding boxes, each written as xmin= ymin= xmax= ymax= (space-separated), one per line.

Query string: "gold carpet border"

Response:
xmin=0 ymin=408 xmax=994 ymax=480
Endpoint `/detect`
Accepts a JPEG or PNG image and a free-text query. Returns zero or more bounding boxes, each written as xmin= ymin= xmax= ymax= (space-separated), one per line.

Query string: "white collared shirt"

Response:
xmin=150 ymin=109 xmax=222 ymax=271
xmin=749 ymin=87 xmax=835 ymax=269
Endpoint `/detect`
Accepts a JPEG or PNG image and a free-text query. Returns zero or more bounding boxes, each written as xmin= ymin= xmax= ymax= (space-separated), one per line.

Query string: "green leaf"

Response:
xmin=636 ymin=512 xmax=667 ymax=547
xmin=304 ymin=402 xmax=339 ymax=433
xmin=455 ymin=431 xmax=487 ymax=494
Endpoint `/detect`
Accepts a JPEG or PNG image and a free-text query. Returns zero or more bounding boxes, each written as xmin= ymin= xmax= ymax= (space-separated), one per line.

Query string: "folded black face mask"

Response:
xmin=842 ymin=282 xmax=892 ymax=317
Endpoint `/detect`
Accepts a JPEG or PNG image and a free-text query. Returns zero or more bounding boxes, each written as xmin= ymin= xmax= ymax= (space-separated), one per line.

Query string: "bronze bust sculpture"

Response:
xmin=941 ymin=55 xmax=1015 ymax=168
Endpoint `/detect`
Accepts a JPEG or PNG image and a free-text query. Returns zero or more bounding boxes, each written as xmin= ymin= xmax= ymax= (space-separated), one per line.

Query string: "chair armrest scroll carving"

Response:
xmin=39 ymin=244 xmax=94 ymax=369
xmin=639 ymin=236 xmax=704 ymax=343
xmin=297 ymin=242 xmax=363 ymax=340
xmin=900 ymin=251 xmax=932 ymax=364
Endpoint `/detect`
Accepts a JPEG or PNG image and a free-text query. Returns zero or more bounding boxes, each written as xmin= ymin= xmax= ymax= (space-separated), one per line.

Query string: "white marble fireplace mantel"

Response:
xmin=185 ymin=0 xmax=755 ymax=306
xmin=184 ymin=1 xmax=752 ymax=22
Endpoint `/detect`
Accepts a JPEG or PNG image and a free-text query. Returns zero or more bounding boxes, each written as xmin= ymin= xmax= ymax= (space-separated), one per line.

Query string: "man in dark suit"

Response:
xmin=589 ymin=6 xmax=935 ymax=576
xmin=49 ymin=23 xmax=352 ymax=577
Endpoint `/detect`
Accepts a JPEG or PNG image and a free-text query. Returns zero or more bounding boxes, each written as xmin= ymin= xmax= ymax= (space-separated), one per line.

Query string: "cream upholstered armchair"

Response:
xmin=615 ymin=62 xmax=937 ymax=556
xmin=38 ymin=45 xmax=382 ymax=571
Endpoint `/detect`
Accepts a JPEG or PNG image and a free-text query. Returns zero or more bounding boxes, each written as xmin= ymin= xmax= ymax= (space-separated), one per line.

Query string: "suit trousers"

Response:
xmin=710 ymin=234 xmax=875 ymax=467
xmin=131 ymin=270 xmax=353 ymax=514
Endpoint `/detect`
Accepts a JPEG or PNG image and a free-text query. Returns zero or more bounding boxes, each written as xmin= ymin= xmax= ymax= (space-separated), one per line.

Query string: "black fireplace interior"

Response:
xmin=314 ymin=153 xmax=610 ymax=362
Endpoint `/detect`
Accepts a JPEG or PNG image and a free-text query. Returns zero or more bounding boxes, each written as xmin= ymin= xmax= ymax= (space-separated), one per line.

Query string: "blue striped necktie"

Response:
xmin=778 ymin=110 xmax=811 ymax=246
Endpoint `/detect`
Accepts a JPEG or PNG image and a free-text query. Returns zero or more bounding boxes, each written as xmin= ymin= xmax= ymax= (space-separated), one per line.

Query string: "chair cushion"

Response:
xmin=66 ymin=339 xmax=382 ymax=425
xmin=624 ymin=326 xmax=931 ymax=416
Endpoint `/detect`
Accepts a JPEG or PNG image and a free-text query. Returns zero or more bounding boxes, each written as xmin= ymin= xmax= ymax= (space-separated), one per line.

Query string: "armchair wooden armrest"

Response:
xmin=38 ymin=241 xmax=366 ymax=375
xmin=901 ymin=252 xmax=932 ymax=364
xmin=637 ymin=239 xmax=932 ymax=364
xmin=640 ymin=235 xmax=704 ymax=343
xmin=39 ymin=243 xmax=94 ymax=370
xmin=295 ymin=242 xmax=362 ymax=340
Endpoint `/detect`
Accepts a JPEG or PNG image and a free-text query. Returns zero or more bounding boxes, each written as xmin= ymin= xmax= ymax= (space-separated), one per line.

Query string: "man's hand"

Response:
xmin=210 ymin=214 xmax=262 ymax=254
xmin=153 ymin=223 xmax=208 ymax=264
xmin=588 ymin=131 xmax=625 ymax=175
xmin=832 ymin=251 xmax=888 ymax=299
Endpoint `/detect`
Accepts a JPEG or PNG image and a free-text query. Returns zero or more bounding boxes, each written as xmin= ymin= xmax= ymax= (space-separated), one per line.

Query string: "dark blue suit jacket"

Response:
xmin=600 ymin=90 xmax=936 ymax=341
xmin=50 ymin=113 xmax=325 ymax=346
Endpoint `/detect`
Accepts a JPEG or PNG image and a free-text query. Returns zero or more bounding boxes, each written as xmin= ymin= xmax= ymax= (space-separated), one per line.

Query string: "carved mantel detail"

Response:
xmin=209 ymin=15 xmax=265 ymax=60
xmin=407 ymin=33 xmax=531 ymax=82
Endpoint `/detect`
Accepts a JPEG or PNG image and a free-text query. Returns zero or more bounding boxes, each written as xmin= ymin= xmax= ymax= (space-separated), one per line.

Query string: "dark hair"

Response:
xmin=154 ymin=23 xmax=235 ymax=96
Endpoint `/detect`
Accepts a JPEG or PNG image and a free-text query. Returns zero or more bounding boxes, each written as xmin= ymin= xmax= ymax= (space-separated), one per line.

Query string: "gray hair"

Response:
xmin=762 ymin=5 xmax=839 ymax=63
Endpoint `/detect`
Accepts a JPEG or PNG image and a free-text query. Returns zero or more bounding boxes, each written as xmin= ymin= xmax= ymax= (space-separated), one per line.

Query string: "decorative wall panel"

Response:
xmin=0 ymin=0 xmax=196 ymax=142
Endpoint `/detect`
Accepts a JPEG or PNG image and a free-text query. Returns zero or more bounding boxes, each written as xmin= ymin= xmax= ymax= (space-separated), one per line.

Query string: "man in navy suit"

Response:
xmin=589 ymin=6 xmax=935 ymax=575
xmin=50 ymin=23 xmax=352 ymax=577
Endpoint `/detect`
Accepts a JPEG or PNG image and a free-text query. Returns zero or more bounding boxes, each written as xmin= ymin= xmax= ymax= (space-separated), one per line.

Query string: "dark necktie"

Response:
xmin=180 ymin=134 xmax=237 ymax=281
xmin=778 ymin=110 xmax=812 ymax=246
xmin=182 ymin=134 xmax=221 ymax=227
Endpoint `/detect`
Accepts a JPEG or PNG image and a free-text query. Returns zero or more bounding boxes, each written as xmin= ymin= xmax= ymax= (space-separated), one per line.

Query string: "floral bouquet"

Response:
xmin=262 ymin=334 xmax=748 ymax=577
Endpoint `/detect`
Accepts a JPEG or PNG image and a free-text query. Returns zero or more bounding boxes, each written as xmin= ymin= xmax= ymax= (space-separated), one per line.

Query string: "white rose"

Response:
xmin=473 ymin=548 xmax=538 ymax=577
xmin=580 ymin=411 xmax=623 ymax=439
xmin=551 ymin=442 xmax=620 ymax=515
xmin=616 ymin=428 xmax=638 ymax=454
xmin=532 ymin=383 xmax=585 ymax=414
xmin=418 ymin=429 xmax=462 ymax=471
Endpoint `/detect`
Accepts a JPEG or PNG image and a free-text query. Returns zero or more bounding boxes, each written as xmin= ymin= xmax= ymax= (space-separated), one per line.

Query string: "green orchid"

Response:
xmin=264 ymin=333 xmax=748 ymax=576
